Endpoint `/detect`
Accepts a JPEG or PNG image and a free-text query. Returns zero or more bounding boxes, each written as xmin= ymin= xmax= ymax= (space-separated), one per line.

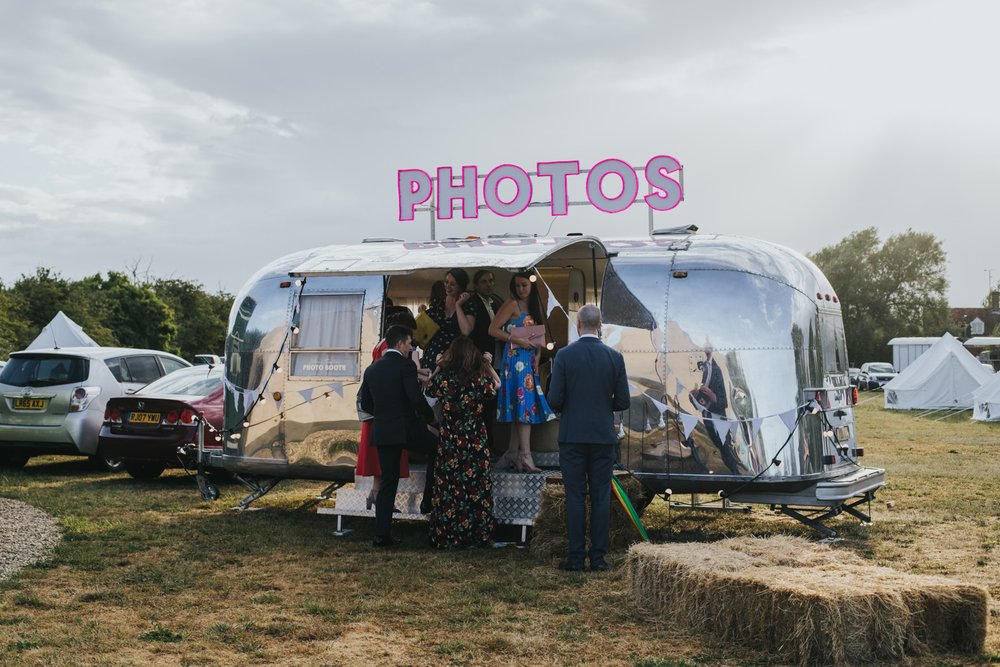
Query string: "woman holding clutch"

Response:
xmin=488 ymin=271 xmax=554 ymax=473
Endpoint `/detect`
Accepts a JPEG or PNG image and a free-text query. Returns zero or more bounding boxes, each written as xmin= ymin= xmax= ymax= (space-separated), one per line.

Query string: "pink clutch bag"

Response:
xmin=510 ymin=324 xmax=546 ymax=345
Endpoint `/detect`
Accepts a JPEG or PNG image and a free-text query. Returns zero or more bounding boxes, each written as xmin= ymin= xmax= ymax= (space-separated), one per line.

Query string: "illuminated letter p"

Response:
xmin=398 ymin=169 xmax=432 ymax=221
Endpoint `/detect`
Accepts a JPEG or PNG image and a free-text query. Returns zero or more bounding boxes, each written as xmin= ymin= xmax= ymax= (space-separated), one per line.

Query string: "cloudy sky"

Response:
xmin=0 ymin=0 xmax=996 ymax=305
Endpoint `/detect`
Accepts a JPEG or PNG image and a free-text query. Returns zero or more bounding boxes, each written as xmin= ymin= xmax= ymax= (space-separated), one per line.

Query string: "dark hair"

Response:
xmin=385 ymin=307 xmax=416 ymax=330
xmin=430 ymin=280 xmax=446 ymax=305
xmin=385 ymin=325 xmax=413 ymax=349
xmin=446 ymin=267 xmax=470 ymax=291
xmin=472 ymin=269 xmax=493 ymax=285
xmin=439 ymin=335 xmax=488 ymax=386
xmin=509 ymin=271 xmax=543 ymax=325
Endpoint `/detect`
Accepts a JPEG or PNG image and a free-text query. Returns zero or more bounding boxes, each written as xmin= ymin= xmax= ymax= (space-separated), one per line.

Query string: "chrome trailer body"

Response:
xmin=221 ymin=232 xmax=883 ymax=532
xmin=601 ymin=236 xmax=883 ymax=506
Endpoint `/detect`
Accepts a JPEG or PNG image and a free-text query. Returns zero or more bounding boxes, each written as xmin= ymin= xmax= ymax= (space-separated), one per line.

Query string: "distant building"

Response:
xmin=950 ymin=307 xmax=1000 ymax=339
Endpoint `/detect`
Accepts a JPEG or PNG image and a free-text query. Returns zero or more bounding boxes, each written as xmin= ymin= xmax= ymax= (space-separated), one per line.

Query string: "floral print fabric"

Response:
xmin=422 ymin=299 xmax=477 ymax=373
xmin=496 ymin=312 xmax=555 ymax=424
xmin=427 ymin=371 xmax=497 ymax=549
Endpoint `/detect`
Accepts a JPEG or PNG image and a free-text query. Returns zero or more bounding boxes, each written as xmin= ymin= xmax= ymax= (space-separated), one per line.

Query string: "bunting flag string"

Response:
xmin=679 ymin=412 xmax=699 ymax=438
xmin=778 ymin=408 xmax=799 ymax=433
xmin=622 ymin=382 xmax=810 ymax=437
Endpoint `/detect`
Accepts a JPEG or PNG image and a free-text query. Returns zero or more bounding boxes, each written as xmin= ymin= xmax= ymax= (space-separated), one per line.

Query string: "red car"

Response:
xmin=98 ymin=365 xmax=224 ymax=479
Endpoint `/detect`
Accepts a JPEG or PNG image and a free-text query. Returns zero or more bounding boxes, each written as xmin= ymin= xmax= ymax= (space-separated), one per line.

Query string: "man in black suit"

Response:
xmin=358 ymin=325 xmax=438 ymax=547
xmin=547 ymin=305 xmax=630 ymax=572
xmin=468 ymin=269 xmax=504 ymax=358
xmin=468 ymin=269 xmax=505 ymax=449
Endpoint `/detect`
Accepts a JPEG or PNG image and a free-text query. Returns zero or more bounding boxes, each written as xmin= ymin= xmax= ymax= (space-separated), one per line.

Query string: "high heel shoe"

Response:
xmin=518 ymin=454 xmax=541 ymax=474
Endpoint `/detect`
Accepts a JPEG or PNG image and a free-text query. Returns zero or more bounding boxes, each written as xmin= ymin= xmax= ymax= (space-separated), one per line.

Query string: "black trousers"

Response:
xmin=374 ymin=426 xmax=437 ymax=539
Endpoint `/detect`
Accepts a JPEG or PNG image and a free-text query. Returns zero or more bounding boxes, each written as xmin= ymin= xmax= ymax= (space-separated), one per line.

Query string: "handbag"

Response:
xmin=413 ymin=311 xmax=440 ymax=348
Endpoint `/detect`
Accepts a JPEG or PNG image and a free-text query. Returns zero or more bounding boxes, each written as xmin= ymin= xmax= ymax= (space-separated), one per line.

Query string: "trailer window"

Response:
xmin=290 ymin=292 xmax=365 ymax=378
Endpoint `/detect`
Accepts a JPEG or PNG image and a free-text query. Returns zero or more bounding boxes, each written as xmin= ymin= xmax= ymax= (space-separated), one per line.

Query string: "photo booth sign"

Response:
xmin=398 ymin=156 xmax=683 ymax=222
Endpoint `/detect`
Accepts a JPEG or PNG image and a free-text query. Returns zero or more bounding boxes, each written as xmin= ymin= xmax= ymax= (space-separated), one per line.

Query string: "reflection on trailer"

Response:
xmin=221 ymin=231 xmax=884 ymax=536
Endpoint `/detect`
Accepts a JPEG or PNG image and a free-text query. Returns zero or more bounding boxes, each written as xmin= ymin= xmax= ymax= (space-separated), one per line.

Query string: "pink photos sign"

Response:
xmin=397 ymin=156 xmax=683 ymax=222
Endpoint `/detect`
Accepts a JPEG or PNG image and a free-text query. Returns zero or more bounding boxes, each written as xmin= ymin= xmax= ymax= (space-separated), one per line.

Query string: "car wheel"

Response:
xmin=0 ymin=453 xmax=29 ymax=468
xmin=125 ymin=462 xmax=166 ymax=480
xmin=91 ymin=454 xmax=126 ymax=473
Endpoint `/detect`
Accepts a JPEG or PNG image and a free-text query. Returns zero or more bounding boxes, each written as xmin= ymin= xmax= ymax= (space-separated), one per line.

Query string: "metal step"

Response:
xmin=316 ymin=465 xmax=557 ymax=526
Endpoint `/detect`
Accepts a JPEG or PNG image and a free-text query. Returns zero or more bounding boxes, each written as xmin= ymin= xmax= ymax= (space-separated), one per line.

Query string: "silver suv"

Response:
xmin=0 ymin=347 xmax=190 ymax=469
xmin=857 ymin=362 xmax=898 ymax=390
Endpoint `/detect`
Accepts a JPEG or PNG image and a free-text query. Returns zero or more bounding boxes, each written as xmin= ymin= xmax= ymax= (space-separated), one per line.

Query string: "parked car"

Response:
xmin=0 ymin=347 xmax=191 ymax=469
xmin=98 ymin=365 xmax=224 ymax=479
xmin=857 ymin=362 xmax=898 ymax=390
xmin=848 ymin=367 xmax=862 ymax=387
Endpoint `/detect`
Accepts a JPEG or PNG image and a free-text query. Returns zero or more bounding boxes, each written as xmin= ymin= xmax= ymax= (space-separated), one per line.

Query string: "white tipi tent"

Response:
xmin=972 ymin=371 xmax=1000 ymax=421
xmin=26 ymin=311 xmax=99 ymax=350
xmin=883 ymin=332 xmax=993 ymax=410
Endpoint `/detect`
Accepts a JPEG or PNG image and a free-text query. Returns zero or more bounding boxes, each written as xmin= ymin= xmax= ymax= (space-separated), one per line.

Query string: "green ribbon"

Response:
xmin=612 ymin=476 xmax=650 ymax=542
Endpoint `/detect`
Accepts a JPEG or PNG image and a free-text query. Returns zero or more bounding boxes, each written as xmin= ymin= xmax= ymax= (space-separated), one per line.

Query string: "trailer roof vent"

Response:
xmin=651 ymin=224 xmax=698 ymax=236
xmin=362 ymin=237 xmax=404 ymax=243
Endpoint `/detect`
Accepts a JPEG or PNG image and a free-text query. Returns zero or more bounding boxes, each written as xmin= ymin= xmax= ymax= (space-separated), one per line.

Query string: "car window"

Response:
xmin=0 ymin=355 xmax=90 ymax=387
xmin=104 ymin=356 xmax=132 ymax=383
xmin=123 ymin=355 xmax=162 ymax=383
xmin=140 ymin=367 xmax=222 ymax=397
xmin=868 ymin=364 xmax=894 ymax=373
xmin=159 ymin=356 xmax=189 ymax=376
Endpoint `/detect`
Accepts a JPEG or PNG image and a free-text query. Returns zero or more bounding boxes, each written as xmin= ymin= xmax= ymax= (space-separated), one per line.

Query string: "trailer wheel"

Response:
xmin=125 ymin=462 xmax=166 ymax=480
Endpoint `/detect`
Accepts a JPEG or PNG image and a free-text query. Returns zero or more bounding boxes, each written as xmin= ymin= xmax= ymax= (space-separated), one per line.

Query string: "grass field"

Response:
xmin=1 ymin=398 xmax=998 ymax=666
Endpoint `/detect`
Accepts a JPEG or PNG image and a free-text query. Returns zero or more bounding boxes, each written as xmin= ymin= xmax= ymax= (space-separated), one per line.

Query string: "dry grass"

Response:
xmin=628 ymin=536 xmax=987 ymax=666
xmin=0 ymin=398 xmax=999 ymax=666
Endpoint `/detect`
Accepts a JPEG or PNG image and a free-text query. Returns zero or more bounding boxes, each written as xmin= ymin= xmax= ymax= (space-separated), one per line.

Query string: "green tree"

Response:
xmin=810 ymin=227 xmax=950 ymax=364
xmin=152 ymin=278 xmax=233 ymax=362
xmin=0 ymin=285 xmax=31 ymax=359
xmin=82 ymin=272 xmax=177 ymax=352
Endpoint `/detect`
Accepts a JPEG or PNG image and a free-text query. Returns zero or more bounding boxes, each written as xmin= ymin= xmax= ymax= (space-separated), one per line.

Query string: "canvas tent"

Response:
xmin=972 ymin=372 xmax=1000 ymax=421
xmin=884 ymin=333 xmax=994 ymax=410
xmin=26 ymin=311 xmax=99 ymax=350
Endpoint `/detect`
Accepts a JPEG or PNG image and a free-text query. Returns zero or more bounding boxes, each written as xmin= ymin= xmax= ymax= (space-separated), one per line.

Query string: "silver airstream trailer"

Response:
xmin=220 ymin=230 xmax=883 ymax=536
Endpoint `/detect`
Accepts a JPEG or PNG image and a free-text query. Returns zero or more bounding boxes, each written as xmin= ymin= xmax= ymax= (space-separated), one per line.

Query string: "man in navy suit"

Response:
xmin=359 ymin=325 xmax=438 ymax=547
xmin=547 ymin=305 xmax=630 ymax=571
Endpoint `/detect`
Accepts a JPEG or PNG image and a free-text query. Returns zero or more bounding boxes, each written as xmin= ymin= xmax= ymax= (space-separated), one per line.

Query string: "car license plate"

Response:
xmin=13 ymin=398 xmax=47 ymax=410
xmin=129 ymin=411 xmax=161 ymax=424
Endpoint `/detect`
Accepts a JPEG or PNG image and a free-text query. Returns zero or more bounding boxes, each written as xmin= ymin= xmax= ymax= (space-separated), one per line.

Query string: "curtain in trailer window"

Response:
xmin=290 ymin=292 xmax=365 ymax=379
xmin=294 ymin=293 xmax=364 ymax=350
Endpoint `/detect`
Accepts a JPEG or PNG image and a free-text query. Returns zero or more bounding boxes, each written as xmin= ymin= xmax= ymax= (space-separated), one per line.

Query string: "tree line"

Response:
xmin=809 ymin=227 xmax=956 ymax=365
xmin=0 ymin=268 xmax=233 ymax=362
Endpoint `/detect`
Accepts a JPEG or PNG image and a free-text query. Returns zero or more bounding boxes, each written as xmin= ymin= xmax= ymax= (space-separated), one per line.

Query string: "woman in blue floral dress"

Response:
xmin=488 ymin=272 xmax=554 ymax=473
xmin=426 ymin=336 xmax=500 ymax=549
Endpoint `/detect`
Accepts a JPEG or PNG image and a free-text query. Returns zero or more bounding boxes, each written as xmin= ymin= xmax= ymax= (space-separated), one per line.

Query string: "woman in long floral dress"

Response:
xmin=426 ymin=335 xmax=500 ymax=549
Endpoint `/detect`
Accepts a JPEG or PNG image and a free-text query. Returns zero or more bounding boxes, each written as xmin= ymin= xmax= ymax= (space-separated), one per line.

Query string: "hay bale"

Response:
xmin=531 ymin=473 xmax=649 ymax=558
xmin=627 ymin=537 xmax=988 ymax=666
